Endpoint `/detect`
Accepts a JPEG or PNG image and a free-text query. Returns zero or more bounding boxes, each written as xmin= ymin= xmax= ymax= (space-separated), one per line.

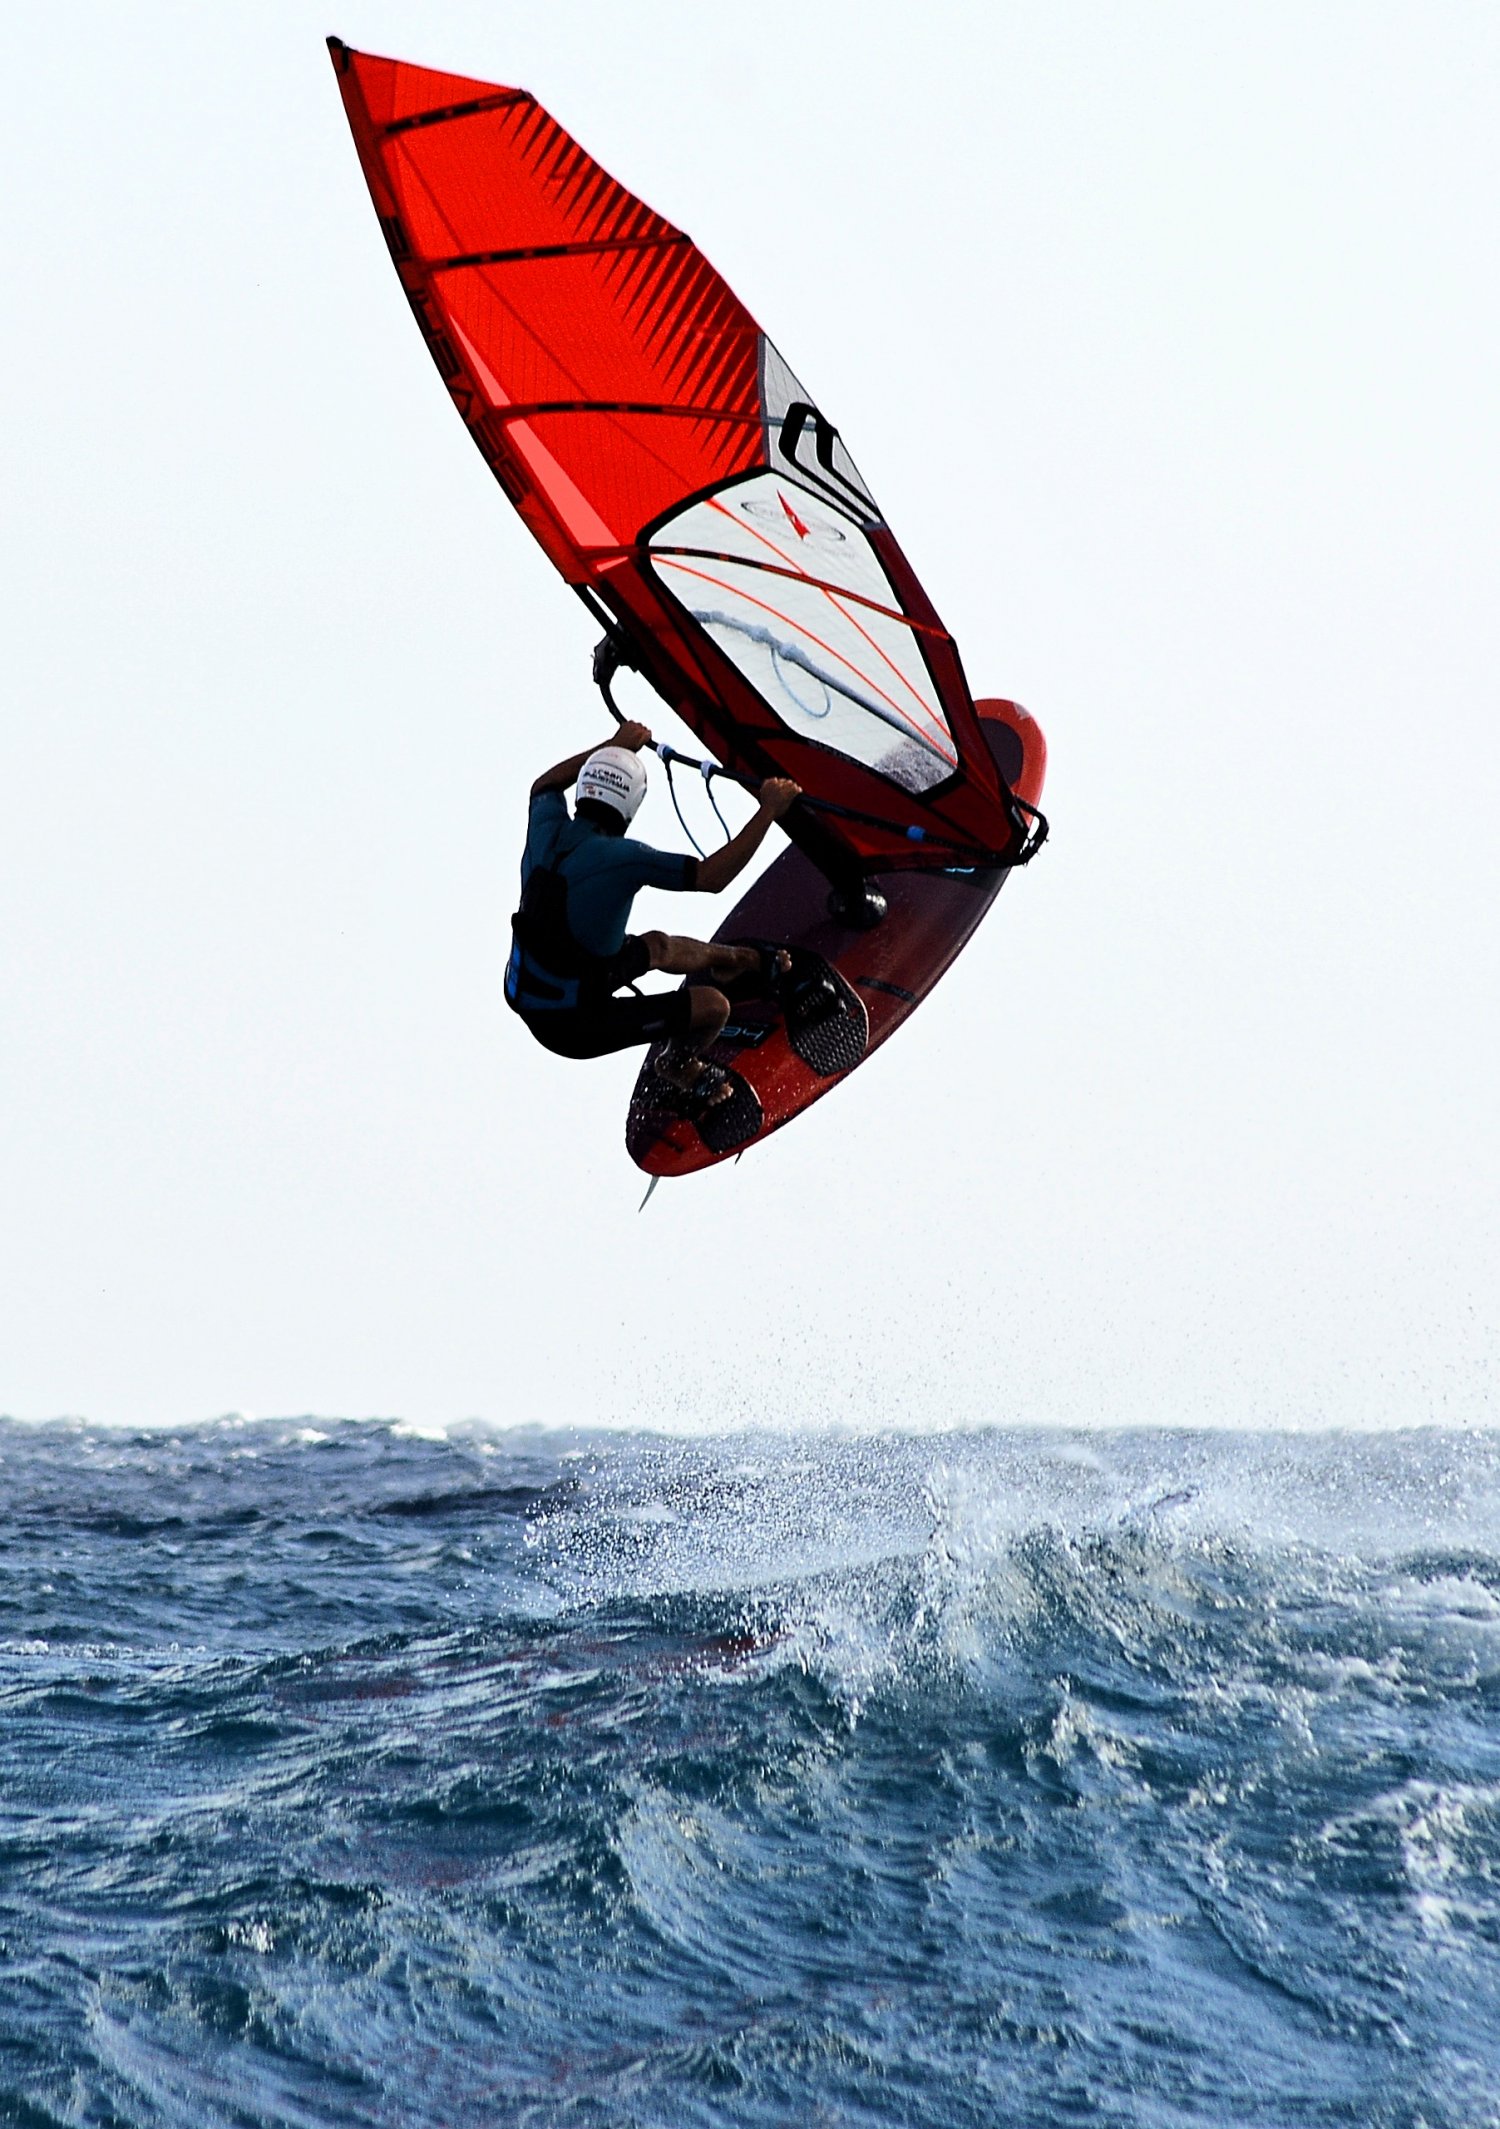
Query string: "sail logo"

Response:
xmin=737 ymin=491 xmax=847 ymax=549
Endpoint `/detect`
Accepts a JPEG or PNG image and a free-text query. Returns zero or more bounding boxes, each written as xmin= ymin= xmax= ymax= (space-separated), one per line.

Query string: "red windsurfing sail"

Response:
xmin=328 ymin=39 xmax=1029 ymax=878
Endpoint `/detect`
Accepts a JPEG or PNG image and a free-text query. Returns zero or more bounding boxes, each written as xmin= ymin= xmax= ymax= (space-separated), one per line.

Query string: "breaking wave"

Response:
xmin=2 ymin=1418 xmax=1498 ymax=2126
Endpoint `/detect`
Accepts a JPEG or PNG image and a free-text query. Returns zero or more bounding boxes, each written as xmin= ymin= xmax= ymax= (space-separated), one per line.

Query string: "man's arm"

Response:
xmin=695 ymin=779 xmax=801 ymax=895
xmin=530 ymin=721 xmax=652 ymax=797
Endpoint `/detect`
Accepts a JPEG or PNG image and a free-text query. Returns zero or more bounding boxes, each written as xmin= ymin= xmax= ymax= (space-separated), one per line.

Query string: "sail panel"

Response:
xmin=649 ymin=473 xmax=956 ymax=794
xmin=334 ymin=44 xmax=763 ymax=551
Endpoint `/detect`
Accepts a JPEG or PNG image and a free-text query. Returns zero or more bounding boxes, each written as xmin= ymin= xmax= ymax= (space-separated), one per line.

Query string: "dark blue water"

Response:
xmin=2 ymin=1419 xmax=1499 ymax=2127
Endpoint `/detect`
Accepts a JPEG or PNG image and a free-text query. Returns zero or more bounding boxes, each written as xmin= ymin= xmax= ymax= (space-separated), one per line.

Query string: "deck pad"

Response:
xmin=730 ymin=942 xmax=869 ymax=1078
xmin=627 ymin=1062 xmax=763 ymax=1159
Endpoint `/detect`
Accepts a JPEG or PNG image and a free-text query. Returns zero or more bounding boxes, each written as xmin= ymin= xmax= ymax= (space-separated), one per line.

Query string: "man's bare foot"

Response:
xmin=717 ymin=944 xmax=791 ymax=986
xmin=657 ymin=1051 xmax=734 ymax=1109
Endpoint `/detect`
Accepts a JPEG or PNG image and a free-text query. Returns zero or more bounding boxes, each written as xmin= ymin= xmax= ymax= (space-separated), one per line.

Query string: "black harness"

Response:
xmin=506 ymin=826 xmax=626 ymax=1014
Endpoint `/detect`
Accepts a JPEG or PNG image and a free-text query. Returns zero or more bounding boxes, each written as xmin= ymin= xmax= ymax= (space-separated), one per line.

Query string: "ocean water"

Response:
xmin=2 ymin=1420 xmax=1498 ymax=2128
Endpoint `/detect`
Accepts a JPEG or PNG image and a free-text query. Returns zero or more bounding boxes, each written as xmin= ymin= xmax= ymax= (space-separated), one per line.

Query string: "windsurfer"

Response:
xmin=504 ymin=720 xmax=799 ymax=1113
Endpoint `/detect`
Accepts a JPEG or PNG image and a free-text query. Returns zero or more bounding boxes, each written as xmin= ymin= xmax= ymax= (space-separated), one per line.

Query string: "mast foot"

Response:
xmin=827 ymin=884 xmax=888 ymax=931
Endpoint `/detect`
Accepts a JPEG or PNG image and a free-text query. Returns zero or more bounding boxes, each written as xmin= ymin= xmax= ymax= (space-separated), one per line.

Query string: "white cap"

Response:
xmin=577 ymin=744 xmax=647 ymax=826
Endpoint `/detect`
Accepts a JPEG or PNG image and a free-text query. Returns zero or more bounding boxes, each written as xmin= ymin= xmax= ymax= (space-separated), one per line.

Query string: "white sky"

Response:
xmin=2 ymin=2 xmax=1496 ymax=1432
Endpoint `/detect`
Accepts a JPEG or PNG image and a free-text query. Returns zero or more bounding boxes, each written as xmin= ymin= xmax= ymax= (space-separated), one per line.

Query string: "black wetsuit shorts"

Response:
xmin=512 ymin=935 xmax=696 ymax=1060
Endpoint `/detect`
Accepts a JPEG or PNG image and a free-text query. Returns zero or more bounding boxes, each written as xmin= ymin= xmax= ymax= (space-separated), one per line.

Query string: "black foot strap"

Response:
xmin=728 ymin=940 xmax=869 ymax=1076
xmin=652 ymin=1056 xmax=731 ymax=1125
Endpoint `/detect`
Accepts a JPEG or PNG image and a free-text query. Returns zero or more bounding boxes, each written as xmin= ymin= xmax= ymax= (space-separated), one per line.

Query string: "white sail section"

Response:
xmin=646 ymin=472 xmax=956 ymax=795
xmin=758 ymin=339 xmax=879 ymax=521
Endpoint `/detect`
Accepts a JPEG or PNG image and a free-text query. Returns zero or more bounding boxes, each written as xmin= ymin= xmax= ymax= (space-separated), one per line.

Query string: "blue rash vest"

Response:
xmin=505 ymin=788 xmax=699 ymax=1012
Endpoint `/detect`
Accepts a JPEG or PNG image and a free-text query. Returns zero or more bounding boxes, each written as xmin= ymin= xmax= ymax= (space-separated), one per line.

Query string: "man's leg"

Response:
xmin=638 ymin=934 xmax=790 ymax=1103
xmin=640 ymin=933 xmax=768 ymax=985
xmin=671 ymin=983 xmax=732 ymax=1091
